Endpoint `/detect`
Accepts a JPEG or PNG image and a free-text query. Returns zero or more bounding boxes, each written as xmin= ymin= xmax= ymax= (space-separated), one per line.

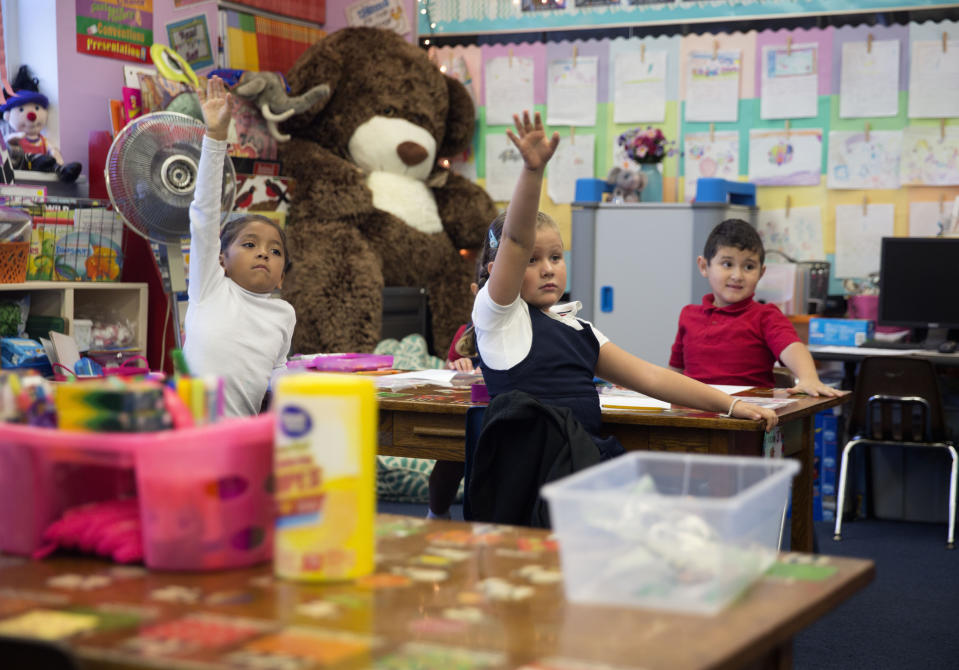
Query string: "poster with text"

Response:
xmin=76 ymin=0 xmax=152 ymax=64
xmin=826 ymin=130 xmax=902 ymax=190
xmin=747 ymin=129 xmax=822 ymax=186
xmin=685 ymin=50 xmax=741 ymax=122
xmin=682 ymin=131 xmax=738 ymax=201
xmin=345 ymin=0 xmax=409 ymax=35
xmin=167 ymin=14 xmax=213 ymax=70
xmin=485 ymin=57 xmax=535 ymax=126
xmin=547 ymin=134 xmax=595 ymax=204
xmin=485 ymin=132 xmax=525 ymax=201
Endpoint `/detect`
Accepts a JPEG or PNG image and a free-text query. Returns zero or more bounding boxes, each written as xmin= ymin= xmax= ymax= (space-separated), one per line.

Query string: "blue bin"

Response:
xmin=695 ymin=178 xmax=757 ymax=206
xmin=575 ymin=178 xmax=610 ymax=203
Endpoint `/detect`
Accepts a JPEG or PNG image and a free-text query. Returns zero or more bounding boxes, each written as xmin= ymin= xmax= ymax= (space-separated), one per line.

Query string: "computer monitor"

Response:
xmin=878 ymin=237 xmax=959 ymax=346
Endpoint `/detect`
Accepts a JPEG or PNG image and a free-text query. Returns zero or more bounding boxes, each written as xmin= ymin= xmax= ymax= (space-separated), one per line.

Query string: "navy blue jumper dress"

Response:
xmin=479 ymin=306 xmax=624 ymax=460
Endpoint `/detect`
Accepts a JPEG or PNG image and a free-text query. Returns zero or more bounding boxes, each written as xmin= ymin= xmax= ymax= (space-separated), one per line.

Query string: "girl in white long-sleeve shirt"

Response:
xmin=183 ymin=75 xmax=296 ymax=416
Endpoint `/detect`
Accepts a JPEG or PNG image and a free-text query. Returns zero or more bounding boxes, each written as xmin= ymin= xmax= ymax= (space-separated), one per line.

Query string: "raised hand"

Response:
xmin=199 ymin=75 xmax=231 ymax=142
xmin=506 ymin=111 xmax=560 ymax=172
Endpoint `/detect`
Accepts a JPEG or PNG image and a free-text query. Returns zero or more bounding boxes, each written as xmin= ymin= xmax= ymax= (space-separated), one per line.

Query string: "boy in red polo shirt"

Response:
xmin=670 ymin=218 xmax=840 ymax=396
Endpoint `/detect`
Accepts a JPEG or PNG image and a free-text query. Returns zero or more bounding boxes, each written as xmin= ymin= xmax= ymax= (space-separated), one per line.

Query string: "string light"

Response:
xmin=419 ymin=0 xmax=436 ymax=49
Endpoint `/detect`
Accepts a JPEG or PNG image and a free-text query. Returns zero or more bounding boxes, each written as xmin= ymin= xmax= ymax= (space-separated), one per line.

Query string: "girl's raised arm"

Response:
xmin=199 ymin=75 xmax=231 ymax=141
xmin=485 ymin=111 xmax=559 ymax=307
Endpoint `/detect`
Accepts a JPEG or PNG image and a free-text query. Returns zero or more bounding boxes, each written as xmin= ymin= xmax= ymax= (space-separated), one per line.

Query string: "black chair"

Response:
xmin=833 ymin=356 xmax=958 ymax=548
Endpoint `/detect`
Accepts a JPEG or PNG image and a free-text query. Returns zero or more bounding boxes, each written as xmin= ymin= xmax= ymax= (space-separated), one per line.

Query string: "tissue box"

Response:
xmin=808 ymin=318 xmax=874 ymax=347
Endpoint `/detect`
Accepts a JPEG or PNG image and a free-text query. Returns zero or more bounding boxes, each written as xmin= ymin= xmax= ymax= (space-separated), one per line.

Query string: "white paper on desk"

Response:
xmin=834 ymin=203 xmax=894 ymax=278
xmin=839 ymin=39 xmax=900 ymax=118
xmin=757 ymin=206 xmax=825 ymax=262
xmin=685 ymin=50 xmax=741 ymax=123
xmin=738 ymin=397 xmax=798 ymax=410
xmin=374 ymin=369 xmax=457 ymax=390
xmin=760 ymin=43 xmax=819 ymax=120
xmin=546 ymin=57 xmax=598 ymax=127
xmin=682 ymin=131 xmax=739 ymax=202
xmin=547 ymin=134 xmax=595 ymax=204
xmin=485 ymin=56 xmax=535 ymax=126
xmin=599 ymin=395 xmax=671 ymax=410
xmin=813 ymin=345 xmax=922 ymax=356
xmin=708 ymin=385 xmax=754 ymax=395
xmin=908 ymin=40 xmax=959 ymax=118
xmin=614 ymin=50 xmax=667 ymax=124
xmin=484 ymin=132 xmax=525 ymax=201
xmin=909 ymin=200 xmax=952 ymax=237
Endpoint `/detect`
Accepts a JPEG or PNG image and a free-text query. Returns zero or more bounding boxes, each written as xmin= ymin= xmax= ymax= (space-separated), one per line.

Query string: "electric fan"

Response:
xmin=105 ymin=111 xmax=236 ymax=347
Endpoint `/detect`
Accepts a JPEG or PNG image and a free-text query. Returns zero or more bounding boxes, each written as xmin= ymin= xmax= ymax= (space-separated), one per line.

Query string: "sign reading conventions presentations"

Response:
xmin=76 ymin=0 xmax=153 ymax=64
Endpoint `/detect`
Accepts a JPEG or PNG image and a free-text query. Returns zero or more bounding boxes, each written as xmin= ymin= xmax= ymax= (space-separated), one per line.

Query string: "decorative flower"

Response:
xmin=618 ymin=126 xmax=677 ymax=165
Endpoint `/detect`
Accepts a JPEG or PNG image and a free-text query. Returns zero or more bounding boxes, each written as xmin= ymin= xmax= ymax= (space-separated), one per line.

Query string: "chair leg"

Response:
xmin=833 ymin=440 xmax=863 ymax=541
xmin=778 ymin=499 xmax=788 ymax=551
xmin=947 ymin=445 xmax=958 ymax=550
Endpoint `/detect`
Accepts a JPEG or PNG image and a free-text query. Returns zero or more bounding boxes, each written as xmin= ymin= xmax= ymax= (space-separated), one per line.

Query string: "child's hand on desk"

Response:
xmin=447 ymin=357 xmax=478 ymax=373
xmin=788 ymin=378 xmax=844 ymax=398
xmin=731 ymin=402 xmax=779 ymax=431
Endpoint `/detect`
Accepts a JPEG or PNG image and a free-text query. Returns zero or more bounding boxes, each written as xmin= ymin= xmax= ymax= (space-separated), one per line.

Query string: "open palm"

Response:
xmin=506 ymin=111 xmax=559 ymax=171
xmin=199 ymin=75 xmax=231 ymax=140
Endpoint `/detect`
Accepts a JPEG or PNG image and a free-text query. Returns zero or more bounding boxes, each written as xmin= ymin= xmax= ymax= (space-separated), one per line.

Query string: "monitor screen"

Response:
xmin=878 ymin=237 xmax=959 ymax=329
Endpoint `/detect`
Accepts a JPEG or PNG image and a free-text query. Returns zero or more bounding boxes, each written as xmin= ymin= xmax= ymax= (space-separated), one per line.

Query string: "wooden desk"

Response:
xmin=377 ymin=386 xmax=849 ymax=553
xmin=809 ymin=345 xmax=959 ymax=390
xmin=0 ymin=516 xmax=873 ymax=670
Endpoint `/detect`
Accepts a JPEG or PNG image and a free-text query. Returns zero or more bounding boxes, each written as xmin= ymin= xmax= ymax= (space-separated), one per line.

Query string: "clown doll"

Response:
xmin=0 ymin=66 xmax=81 ymax=183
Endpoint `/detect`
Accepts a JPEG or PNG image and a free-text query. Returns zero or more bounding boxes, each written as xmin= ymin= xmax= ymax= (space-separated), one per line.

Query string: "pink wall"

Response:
xmin=55 ymin=0 xmax=417 ymax=175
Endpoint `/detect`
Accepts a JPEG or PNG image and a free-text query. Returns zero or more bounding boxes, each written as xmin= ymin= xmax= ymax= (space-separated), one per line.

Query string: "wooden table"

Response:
xmin=0 ymin=516 xmax=873 ymax=670
xmin=377 ymin=385 xmax=850 ymax=553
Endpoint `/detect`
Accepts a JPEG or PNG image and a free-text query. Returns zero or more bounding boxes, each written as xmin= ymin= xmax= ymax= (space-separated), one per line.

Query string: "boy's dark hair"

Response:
xmin=702 ymin=218 xmax=765 ymax=265
xmin=219 ymin=213 xmax=293 ymax=275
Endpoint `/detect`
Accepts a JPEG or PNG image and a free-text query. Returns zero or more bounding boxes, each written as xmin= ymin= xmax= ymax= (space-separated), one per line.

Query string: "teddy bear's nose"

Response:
xmin=26 ymin=112 xmax=36 ymax=122
xmin=396 ymin=141 xmax=428 ymax=167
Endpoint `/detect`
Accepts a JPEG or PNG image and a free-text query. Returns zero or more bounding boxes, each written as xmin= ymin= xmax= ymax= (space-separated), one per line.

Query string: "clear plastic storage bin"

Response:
xmin=0 ymin=414 xmax=275 ymax=571
xmin=541 ymin=451 xmax=799 ymax=615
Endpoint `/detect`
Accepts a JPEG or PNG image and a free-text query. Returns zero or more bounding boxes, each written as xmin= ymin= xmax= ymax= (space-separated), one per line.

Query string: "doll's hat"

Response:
xmin=0 ymin=90 xmax=49 ymax=114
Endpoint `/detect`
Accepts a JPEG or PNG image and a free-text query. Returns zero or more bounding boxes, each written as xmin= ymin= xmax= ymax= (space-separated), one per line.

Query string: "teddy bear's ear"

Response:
xmin=282 ymin=36 xmax=344 ymax=132
xmin=437 ymin=75 xmax=475 ymax=159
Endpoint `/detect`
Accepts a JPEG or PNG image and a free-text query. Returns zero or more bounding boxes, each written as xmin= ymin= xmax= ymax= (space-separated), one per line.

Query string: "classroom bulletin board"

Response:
xmin=429 ymin=18 xmax=959 ymax=293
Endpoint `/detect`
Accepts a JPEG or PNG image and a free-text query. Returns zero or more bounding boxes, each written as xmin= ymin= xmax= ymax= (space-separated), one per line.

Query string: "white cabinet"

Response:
xmin=0 ymin=281 xmax=148 ymax=353
xmin=571 ymin=202 xmax=757 ymax=367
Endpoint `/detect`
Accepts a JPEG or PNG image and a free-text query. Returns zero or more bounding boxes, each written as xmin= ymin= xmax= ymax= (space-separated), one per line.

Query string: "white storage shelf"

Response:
xmin=0 ymin=281 xmax=148 ymax=354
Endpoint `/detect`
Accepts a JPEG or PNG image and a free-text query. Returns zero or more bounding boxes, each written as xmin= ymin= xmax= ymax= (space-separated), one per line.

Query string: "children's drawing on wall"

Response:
xmin=485 ymin=56 xmax=534 ymax=125
xmin=546 ymin=56 xmax=598 ymax=126
xmin=682 ymin=130 xmax=738 ymax=201
xmin=760 ymin=43 xmax=819 ymax=120
xmin=613 ymin=49 xmax=667 ymax=123
xmin=548 ymin=133 xmax=595 ymax=204
xmin=485 ymin=132 xmax=525 ymax=201
xmin=839 ymin=38 xmax=900 ymax=118
xmin=748 ymin=129 xmax=822 ymax=186
xmin=908 ymin=200 xmax=955 ymax=237
xmin=900 ymin=126 xmax=959 ymax=185
xmin=908 ymin=39 xmax=959 ymax=118
xmin=685 ymin=50 xmax=741 ymax=122
xmin=758 ymin=206 xmax=825 ymax=262
xmin=834 ymin=203 xmax=894 ymax=278
xmin=826 ymin=130 xmax=902 ymax=189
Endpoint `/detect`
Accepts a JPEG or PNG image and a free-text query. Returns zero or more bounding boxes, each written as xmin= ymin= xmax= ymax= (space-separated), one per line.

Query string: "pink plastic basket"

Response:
xmin=0 ymin=414 xmax=275 ymax=571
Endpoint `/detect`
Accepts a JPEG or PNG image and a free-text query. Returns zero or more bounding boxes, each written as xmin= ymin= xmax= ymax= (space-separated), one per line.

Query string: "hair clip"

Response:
xmin=488 ymin=227 xmax=499 ymax=249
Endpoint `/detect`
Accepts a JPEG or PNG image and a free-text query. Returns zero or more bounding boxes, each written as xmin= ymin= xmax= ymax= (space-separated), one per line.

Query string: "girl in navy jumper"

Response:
xmin=426 ymin=111 xmax=778 ymax=519
xmin=473 ymin=112 xmax=776 ymax=434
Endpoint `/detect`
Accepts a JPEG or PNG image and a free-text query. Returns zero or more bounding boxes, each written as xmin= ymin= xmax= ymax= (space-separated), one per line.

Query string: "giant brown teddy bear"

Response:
xmin=279 ymin=28 xmax=497 ymax=355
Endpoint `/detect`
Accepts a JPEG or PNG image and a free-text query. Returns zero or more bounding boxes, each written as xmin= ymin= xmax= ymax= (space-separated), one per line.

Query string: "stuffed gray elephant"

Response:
xmin=233 ymin=72 xmax=330 ymax=142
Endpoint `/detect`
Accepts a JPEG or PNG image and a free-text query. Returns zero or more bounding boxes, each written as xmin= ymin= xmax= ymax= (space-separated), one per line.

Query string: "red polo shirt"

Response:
xmin=669 ymin=294 xmax=800 ymax=387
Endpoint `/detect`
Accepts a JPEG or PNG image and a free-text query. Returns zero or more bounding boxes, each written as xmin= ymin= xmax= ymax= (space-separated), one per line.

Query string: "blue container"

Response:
xmin=695 ymin=178 xmax=757 ymax=206
xmin=575 ymin=178 xmax=610 ymax=203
